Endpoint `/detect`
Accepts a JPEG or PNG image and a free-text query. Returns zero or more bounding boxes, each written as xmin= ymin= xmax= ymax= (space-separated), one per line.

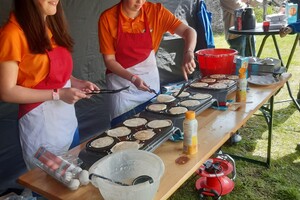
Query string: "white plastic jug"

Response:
xmin=89 ymin=149 xmax=165 ymax=200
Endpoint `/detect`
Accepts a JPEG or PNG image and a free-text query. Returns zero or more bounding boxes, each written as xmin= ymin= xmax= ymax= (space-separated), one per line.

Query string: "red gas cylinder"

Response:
xmin=195 ymin=154 xmax=236 ymax=199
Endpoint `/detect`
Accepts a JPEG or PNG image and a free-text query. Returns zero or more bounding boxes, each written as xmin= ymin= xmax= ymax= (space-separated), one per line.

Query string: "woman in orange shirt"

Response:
xmin=98 ymin=0 xmax=197 ymax=124
xmin=0 ymin=0 xmax=99 ymax=169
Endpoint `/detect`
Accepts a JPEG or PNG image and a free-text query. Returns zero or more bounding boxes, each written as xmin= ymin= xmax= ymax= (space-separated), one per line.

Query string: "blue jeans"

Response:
xmin=228 ymin=35 xmax=255 ymax=57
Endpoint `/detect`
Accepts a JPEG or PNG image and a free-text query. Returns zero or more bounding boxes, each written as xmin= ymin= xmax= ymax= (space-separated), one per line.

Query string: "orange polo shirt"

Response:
xmin=0 ymin=13 xmax=55 ymax=88
xmin=99 ymin=2 xmax=182 ymax=55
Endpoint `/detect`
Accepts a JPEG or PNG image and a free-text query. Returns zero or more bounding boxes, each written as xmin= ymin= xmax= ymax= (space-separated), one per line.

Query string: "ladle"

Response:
xmin=89 ymin=173 xmax=153 ymax=186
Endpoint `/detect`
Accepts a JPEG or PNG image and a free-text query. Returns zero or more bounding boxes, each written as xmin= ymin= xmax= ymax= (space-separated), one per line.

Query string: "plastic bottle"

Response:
xmin=236 ymin=57 xmax=248 ymax=102
xmin=183 ymin=111 xmax=198 ymax=155
xmin=234 ymin=9 xmax=243 ymax=31
xmin=237 ymin=66 xmax=248 ymax=102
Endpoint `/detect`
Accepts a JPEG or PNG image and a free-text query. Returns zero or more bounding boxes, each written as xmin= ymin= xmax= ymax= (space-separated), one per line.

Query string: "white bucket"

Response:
xmin=89 ymin=149 xmax=165 ymax=200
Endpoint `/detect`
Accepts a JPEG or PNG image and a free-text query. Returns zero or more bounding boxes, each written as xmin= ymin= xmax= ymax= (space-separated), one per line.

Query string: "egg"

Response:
xmin=72 ymin=166 xmax=83 ymax=177
xmin=51 ymin=163 xmax=60 ymax=171
xmin=67 ymin=179 xmax=80 ymax=190
xmin=78 ymin=170 xmax=89 ymax=185
xmin=63 ymin=171 xmax=73 ymax=182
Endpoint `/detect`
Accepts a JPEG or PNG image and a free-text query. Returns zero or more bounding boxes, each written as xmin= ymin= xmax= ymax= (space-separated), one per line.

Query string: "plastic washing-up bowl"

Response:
xmin=195 ymin=48 xmax=238 ymax=76
xmin=89 ymin=149 xmax=165 ymax=200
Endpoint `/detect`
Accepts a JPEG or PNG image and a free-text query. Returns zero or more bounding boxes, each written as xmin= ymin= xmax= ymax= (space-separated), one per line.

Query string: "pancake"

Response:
xmin=90 ymin=136 xmax=114 ymax=148
xmin=106 ymin=126 xmax=131 ymax=137
xmin=190 ymin=93 xmax=212 ymax=100
xmin=227 ymin=75 xmax=239 ymax=80
xmin=208 ymin=83 xmax=227 ymax=89
xmin=210 ymin=74 xmax=227 ymax=79
xmin=168 ymin=106 xmax=188 ymax=115
xmin=133 ymin=129 xmax=156 ymax=140
xmin=123 ymin=117 xmax=147 ymax=127
xmin=180 ymin=100 xmax=201 ymax=107
xmin=218 ymin=79 xmax=235 ymax=85
xmin=190 ymin=82 xmax=209 ymax=88
xmin=147 ymin=103 xmax=167 ymax=112
xmin=156 ymin=94 xmax=176 ymax=103
xmin=200 ymin=78 xmax=216 ymax=83
xmin=173 ymin=91 xmax=190 ymax=98
xmin=110 ymin=141 xmax=140 ymax=153
xmin=147 ymin=119 xmax=172 ymax=129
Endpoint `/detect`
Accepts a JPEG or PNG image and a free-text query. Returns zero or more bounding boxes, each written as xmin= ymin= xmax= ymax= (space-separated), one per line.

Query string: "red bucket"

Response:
xmin=195 ymin=48 xmax=238 ymax=76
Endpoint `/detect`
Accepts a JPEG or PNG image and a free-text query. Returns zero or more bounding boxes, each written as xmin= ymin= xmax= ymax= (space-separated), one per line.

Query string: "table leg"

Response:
xmin=258 ymin=35 xmax=283 ymax=66
xmin=286 ymin=81 xmax=300 ymax=111
xmin=247 ymin=35 xmax=255 ymax=57
xmin=224 ymin=96 xmax=274 ymax=168
xmin=285 ymin=34 xmax=300 ymax=71
xmin=282 ymin=34 xmax=300 ymax=111
xmin=257 ymin=35 xmax=270 ymax=57
xmin=258 ymin=33 xmax=300 ymax=111
xmin=271 ymin=35 xmax=284 ymax=66
xmin=266 ymin=95 xmax=273 ymax=167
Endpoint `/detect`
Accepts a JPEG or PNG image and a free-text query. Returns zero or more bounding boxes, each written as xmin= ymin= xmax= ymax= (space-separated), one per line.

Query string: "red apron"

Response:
xmin=115 ymin=4 xmax=153 ymax=68
xmin=18 ymin=47 xmax=77 ymax=169
xmin=18 ymin=46 xmax=73 ymax=118
xmin=106 ymin=4 xmax=160 ymax=119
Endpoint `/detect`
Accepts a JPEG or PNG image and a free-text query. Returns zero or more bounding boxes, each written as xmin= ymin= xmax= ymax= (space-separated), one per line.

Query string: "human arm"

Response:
xmin=70 ymin=76 xmax=100 ymax=93
xmin=102 ymin=54 xmax=150 ymax=91
xmin=287 ymin=21 xmax=300 ymax=33
xmin=174 ymin=23 xmax=197 ymax=81
xmin=0 ymin=61 xmax=91 ymax=104
xmin=279 ymin=21 xmax=300 ymax=37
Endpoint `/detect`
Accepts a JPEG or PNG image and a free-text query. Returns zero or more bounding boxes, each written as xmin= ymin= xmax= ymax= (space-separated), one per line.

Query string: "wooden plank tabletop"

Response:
xmin=18 ymin=73 xmax=291 ymax=200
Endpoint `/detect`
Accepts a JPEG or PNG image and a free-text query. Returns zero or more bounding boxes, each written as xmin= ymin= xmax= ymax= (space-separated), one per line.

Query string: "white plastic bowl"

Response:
xmin=89 ymin=149 xmax=165 ymax=200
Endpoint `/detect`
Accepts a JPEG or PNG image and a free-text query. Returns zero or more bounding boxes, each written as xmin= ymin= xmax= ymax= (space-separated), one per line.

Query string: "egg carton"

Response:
xmin=33 ymin=146 xmax=89 ymax=190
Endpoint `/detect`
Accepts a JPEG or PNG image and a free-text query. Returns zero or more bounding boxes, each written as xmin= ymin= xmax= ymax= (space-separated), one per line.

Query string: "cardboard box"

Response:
xmin=235 ymin=57 xmax=248 ymax=102
xmin=235 ymin=56 xmax=249 ymax=78
xmin=286 ymin=3 xmax=298 ymax=24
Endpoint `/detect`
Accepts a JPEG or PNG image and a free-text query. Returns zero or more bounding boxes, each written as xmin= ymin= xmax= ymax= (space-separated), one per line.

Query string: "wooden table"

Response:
xmin=18 ymin=73 xmax=291 ymax=200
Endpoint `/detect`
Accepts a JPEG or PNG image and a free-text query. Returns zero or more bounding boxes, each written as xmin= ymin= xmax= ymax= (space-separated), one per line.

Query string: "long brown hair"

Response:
xmin=14 ymin=0 xmax=74 ymax=54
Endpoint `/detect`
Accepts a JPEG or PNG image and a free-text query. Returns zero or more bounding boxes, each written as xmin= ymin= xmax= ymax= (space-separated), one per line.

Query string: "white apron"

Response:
xmin=106 ymin=4 xmax=160 ymax=120
xmin=18 ymin=47 xmax=77 ymax=170
xmin=106 ymin=50 xmax=159 ymax=119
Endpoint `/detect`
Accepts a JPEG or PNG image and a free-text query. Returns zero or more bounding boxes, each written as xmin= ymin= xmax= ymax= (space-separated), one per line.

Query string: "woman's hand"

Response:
xmin=131 ymin=76 xmax=151 ymax=92
xmin=70 ymin=76 xmax=100 ymax=100
xmin=182 ymin=51 xmax=196 ymax=81
xmin=58 ymin=88 xmax=88 ymax=104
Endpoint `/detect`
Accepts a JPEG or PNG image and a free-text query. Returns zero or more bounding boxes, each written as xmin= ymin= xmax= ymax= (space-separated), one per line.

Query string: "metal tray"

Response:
xmin=146 ymin=92 xmax=214 ymax=118
xmin=190 ymin=80 xmax=236 ymax=90
xmin=187 ymin=83 xmax=237 ymax=103
xmin=140 ymin=98 xmax=216 ymax=132
xmin=79 ymin=117 xmax=177 ymax=169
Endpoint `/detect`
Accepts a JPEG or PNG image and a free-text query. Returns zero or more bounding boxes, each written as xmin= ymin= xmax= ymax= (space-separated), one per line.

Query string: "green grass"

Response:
xmin=169 ymin=34 xmax=300 ymax=200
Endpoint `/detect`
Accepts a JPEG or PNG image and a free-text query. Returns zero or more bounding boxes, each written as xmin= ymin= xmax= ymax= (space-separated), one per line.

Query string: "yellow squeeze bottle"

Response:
xmin=183 ymin=111 xmax=198 ymax=155
xmin=236 ymin=61 xmax=248 ymax=102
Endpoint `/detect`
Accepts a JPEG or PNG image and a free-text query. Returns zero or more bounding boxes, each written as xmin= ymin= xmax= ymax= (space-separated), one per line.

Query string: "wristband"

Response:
xmin=130 ymin=75 xmax=138 ymax=83
xmin=52 ymin=89 xmax=60 ymax=100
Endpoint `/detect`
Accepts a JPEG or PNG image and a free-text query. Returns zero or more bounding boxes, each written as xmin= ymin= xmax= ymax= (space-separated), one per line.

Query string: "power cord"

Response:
xmin=214 ymin=168 xmax=223 ymax=200
xmin=198 ymin=160 xmax=223 ymax=200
